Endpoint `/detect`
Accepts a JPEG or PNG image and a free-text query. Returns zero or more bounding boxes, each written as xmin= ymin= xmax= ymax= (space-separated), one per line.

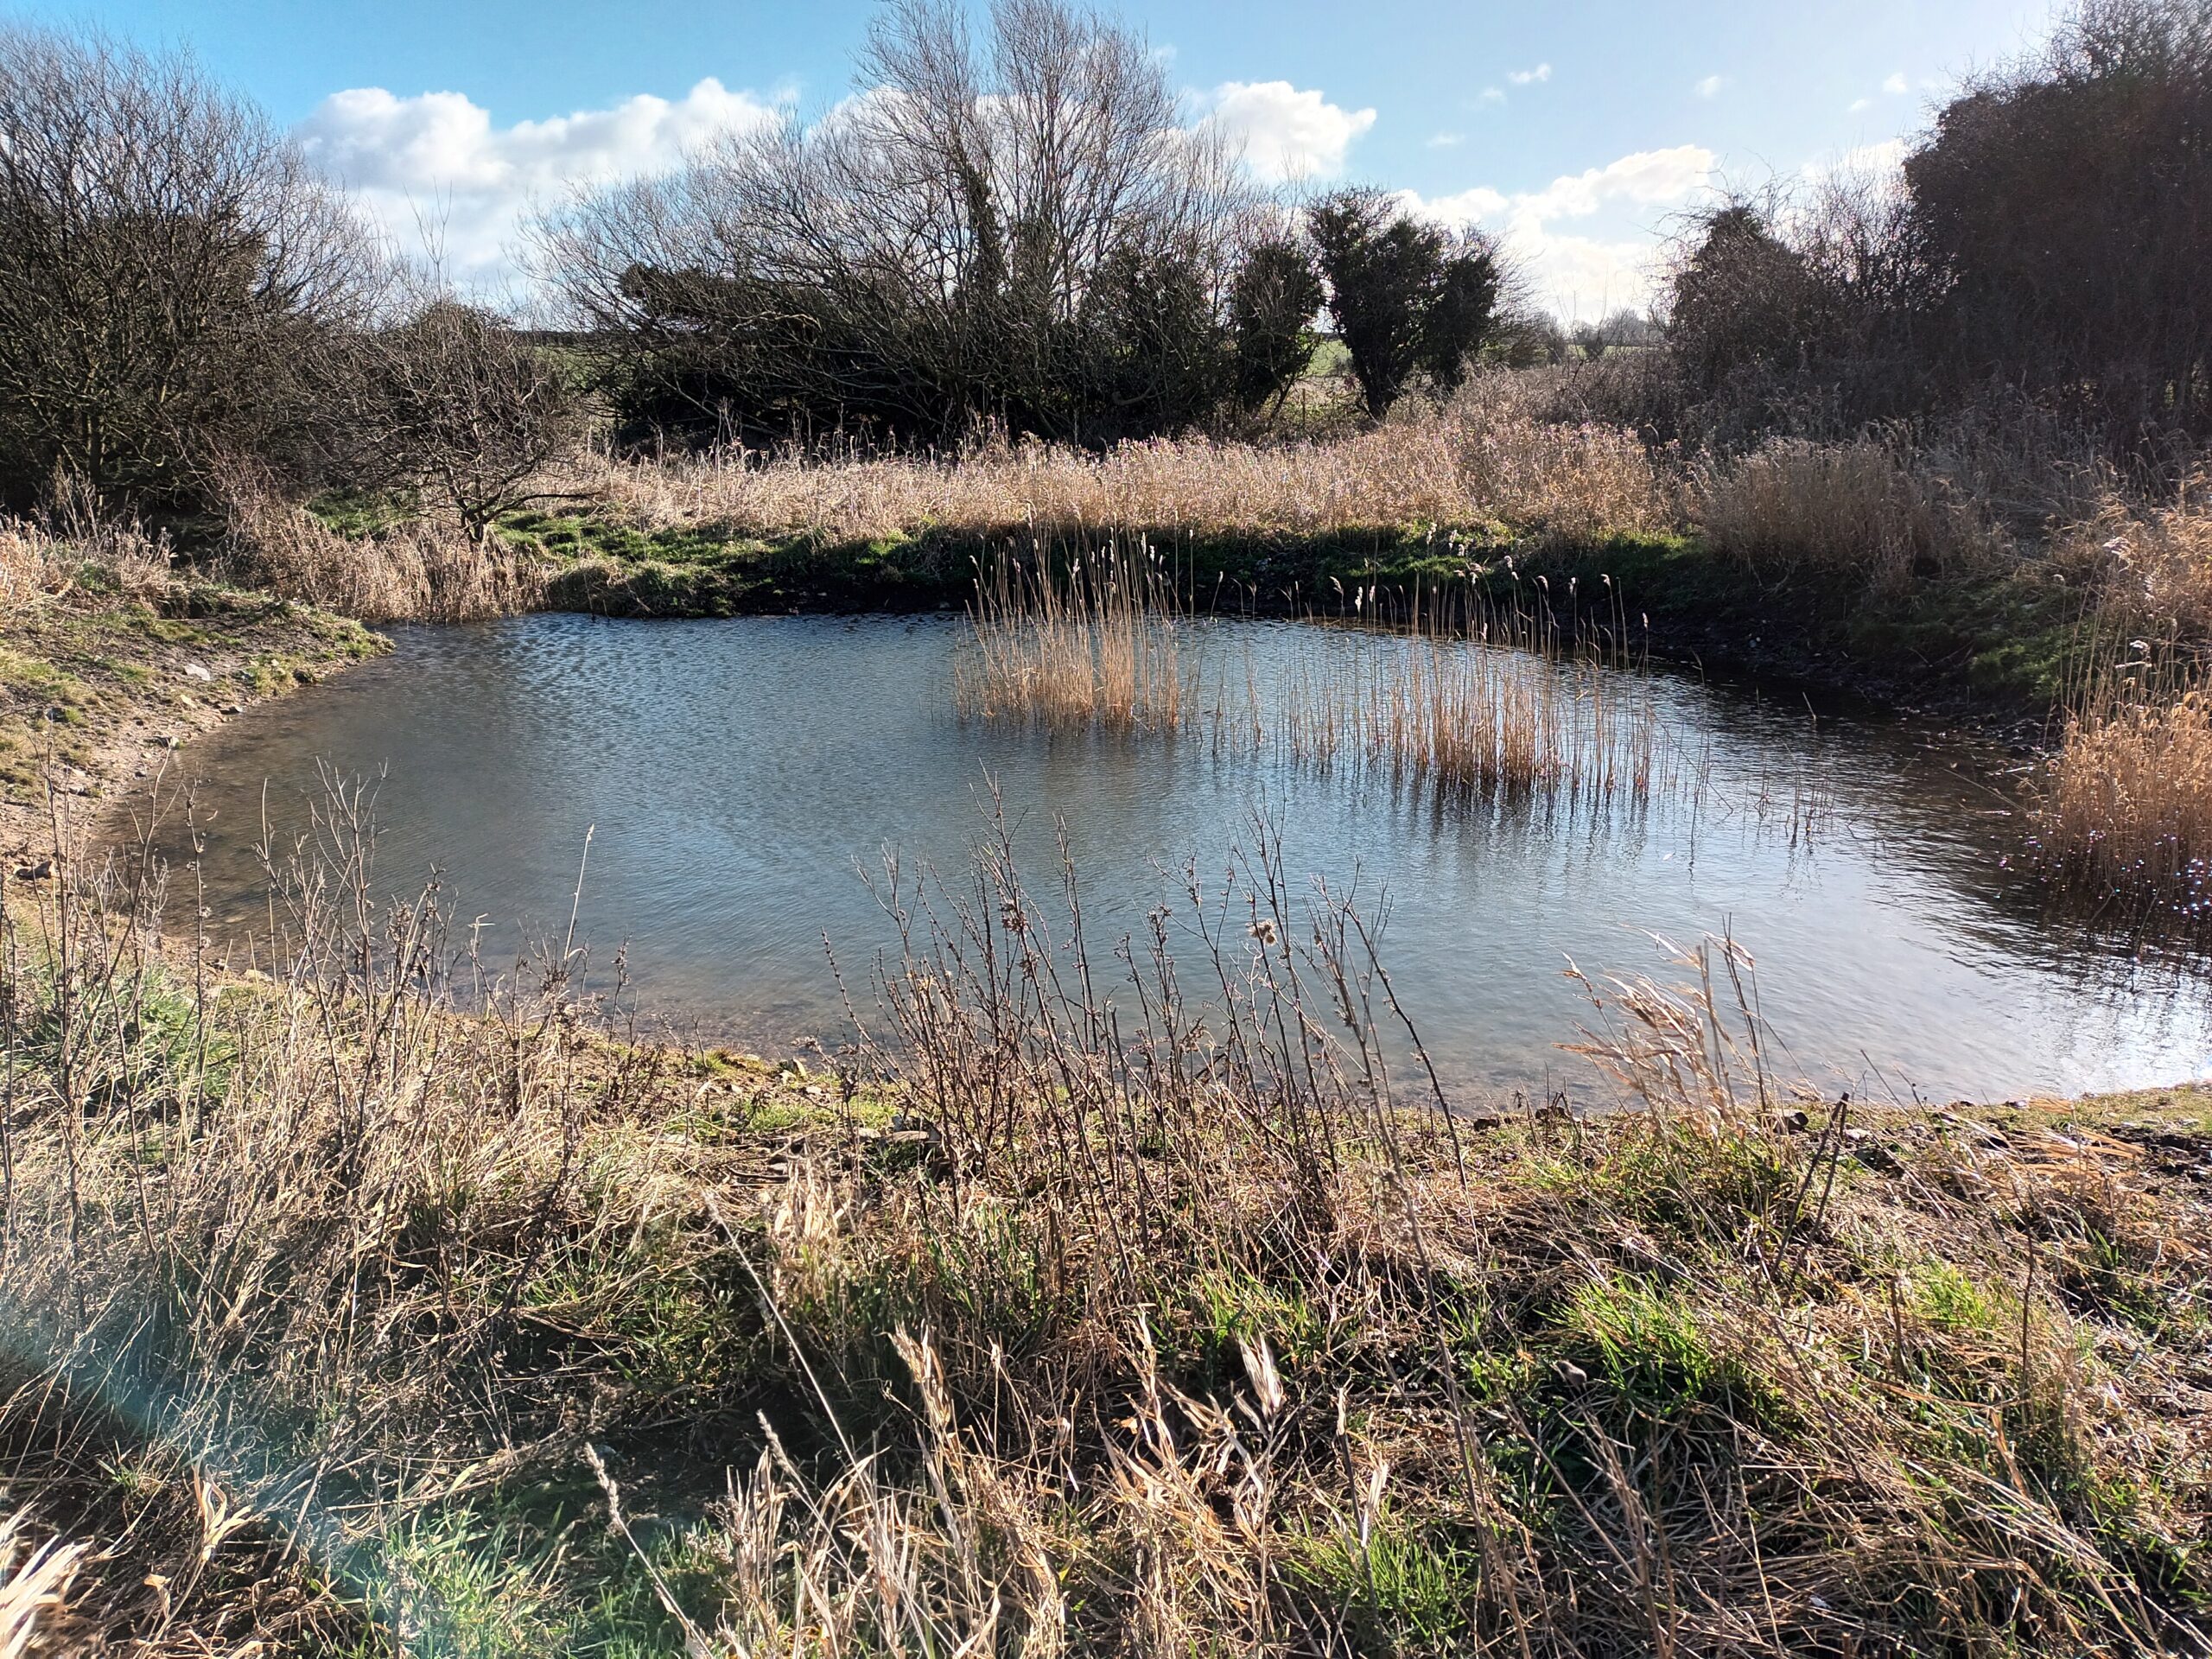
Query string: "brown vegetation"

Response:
xmin=1688 ymin=435 xmax=2005 ymax=593
xmin=218 ymin=492 xmax=547 ymax=623
xmin=957 ymin=555 xmax=1665 ymax=801
xmin=0 ymin=809 xmax=2204 ymax=1654
xmin=575 ymin=388 xmax=1671 ymax=547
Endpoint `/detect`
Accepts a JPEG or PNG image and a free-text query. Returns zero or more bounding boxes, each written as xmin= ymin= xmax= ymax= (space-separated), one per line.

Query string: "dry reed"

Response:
xmin=572 ymin=388 xmax=1671 ymax=547
xmin=2031 ymin=661 xmax=2212 ymax=915
xmin=959 ymin=557 xmax=1666 ymax=803
xmin=218 ymin=492 xmax=544 ymax=623
xmin=2056 ymin=471 xmax=2212 ymax=644
xmin=0 ymin=789 xmax=2204 ymax=1654
xmin=1689 ymin=435 xmax=2004 ymax=591
xmin=951 ymin=545 xmax=1194 ymax=734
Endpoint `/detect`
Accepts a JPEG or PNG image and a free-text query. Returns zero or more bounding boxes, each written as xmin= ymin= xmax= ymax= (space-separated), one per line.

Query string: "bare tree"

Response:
xmin=537 ymin=0 xmax=1268 ymax=448
xmin=310 ymin=293 xmax=592 ymax=542
xmin=0 ymin=27 xmax=375 ymax=516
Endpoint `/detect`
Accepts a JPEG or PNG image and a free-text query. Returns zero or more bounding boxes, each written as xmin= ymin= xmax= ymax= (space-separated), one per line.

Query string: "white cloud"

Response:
xmin=1694 ymin=74 xmax=1726 ymax=99
xmin=1508 ymin=63 xmax=1553 ymax=86
xmin=1882 ymin=71 xmax=1909 ymax=94
xmin=1202 ymin=80 xmax=1376 ymax=183
xmin=1427 ymin=130 xmax=1465 ymax=149
xmin=1508 ymin=145 xmax=1716 ymax=221
xmin=1478 ymin=86 xmax=1506 ymax=105
xmin=1806 ymin=137 xmax=1910 ymax=187
xmin=1406 ymin=143 xmax=1717 ymax=317
xmin=1847 ymin=96 xmax=1873 ymax=112
xmin=296 ymin=79 xmax=780 ymax=292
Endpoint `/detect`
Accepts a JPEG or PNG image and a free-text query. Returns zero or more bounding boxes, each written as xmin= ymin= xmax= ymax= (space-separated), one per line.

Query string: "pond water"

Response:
xmin=150 ymin=612 xmax=2212 ymax=1104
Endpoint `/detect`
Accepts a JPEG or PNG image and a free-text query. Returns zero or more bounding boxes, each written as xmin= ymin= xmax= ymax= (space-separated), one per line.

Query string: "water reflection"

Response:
xmin=149 ymin=612 xmax=2212 ymax=1102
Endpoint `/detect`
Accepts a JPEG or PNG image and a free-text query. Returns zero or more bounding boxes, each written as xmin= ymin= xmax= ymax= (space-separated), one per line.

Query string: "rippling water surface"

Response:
xmin=153 ymin=612 xmax=2212 ymax=1102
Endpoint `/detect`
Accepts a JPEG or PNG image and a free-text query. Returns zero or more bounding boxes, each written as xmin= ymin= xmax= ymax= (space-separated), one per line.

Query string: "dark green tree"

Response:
xmin=1226 ymin=237 xmax=1324 ymax=415
xmin=1306 ymin=188 xmax=1503 ymax=418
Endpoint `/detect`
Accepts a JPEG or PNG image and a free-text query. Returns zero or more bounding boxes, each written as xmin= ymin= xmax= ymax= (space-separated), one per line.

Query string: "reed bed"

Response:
xmin=1688 ymin=435 xmax=2005 ymax=593
xmin=573 ymin=391 xmax=1672 ymax=546
xmin=951 ymin=544 xmax=1194 ymax=734
xmin=2031 ymin=658 xmax=2212 ymax=916
xmin=958 ymin=556 xmax=1666 ymax=804
xmin=219 ymin=491 xmax=544 ymax=623
xmin=0 ymin=796 xmax=2204 ymax=1656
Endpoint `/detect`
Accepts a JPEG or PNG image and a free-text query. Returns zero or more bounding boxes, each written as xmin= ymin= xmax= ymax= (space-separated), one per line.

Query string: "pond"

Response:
xmin=151 ymin=611 xmax=2212 ymax=1103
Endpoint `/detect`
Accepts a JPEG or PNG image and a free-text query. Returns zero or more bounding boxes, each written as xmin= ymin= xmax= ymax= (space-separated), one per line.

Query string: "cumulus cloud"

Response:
xmin=1406 ymin=143 xmax=1717 ymax=317
xmin=296 ymin=79 xmax=781 ymax=292
xmin=1694 ymin=74 xmax=1726 ymax=99
xmin=1508 ymin=63 xmax=1553 ymax=86
xmin=1881 ymin=71 xmax=1910 ymax=94
xmin=1202 ymin=80 xmax=1376 ymax=183
xmin=1806 ymin=137 xmax=1910 ymax=187
xmin=1427 ymin=130 xmax=1465 ymax=149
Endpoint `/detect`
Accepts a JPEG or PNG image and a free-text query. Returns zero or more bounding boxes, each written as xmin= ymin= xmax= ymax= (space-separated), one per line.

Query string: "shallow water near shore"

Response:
xmin=152 ymin=611 xmax=2212 ymax=1103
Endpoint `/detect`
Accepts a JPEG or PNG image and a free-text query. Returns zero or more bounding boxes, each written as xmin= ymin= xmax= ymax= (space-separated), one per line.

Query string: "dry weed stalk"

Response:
xmin=571 ymin=386 xmax=1669 ymax=547
xmin=0 ymin=784 xmax=2202 ymax=1654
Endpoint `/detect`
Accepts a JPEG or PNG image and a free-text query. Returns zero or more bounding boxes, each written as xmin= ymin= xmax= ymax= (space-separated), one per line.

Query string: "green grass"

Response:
xmin=490 ymin=497 xmax=2091 ymax=714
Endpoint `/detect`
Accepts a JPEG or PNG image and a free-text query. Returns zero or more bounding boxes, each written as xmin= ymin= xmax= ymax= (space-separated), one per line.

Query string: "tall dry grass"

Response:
xmin=218 ymin=493 xmax=544 ymax=623
xmin=575 ymin=386 xmax=1672 ymax=546
xmin=1688 ymin=435 xmax=2005 ymax=591
xmin=2031 ymin=660 xmax=2212 ymax=913
xmin=0 ymin=512 xmax=173 ymax=620
xmin=0 ymin=790 xmax=2204 ymax=1654
xmin=2055 ymin=471 xmax=2212 ymax=644
xmin=952 ymin=545 xmax=1194 ymax=734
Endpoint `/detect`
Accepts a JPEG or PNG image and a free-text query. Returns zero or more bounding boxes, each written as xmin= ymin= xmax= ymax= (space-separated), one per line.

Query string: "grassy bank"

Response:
xmin=1 ymin=824 xmax=2206 ymax=1656
xmin=0 ymin=520 xmax=385 ymax=865
xmin=444 ymin=398 xmax=2137 ymax=721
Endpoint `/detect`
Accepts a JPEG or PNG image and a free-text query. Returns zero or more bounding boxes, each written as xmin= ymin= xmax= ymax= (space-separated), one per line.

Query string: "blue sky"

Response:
xmin=10 ymin=0 xmax=2060 ymax=315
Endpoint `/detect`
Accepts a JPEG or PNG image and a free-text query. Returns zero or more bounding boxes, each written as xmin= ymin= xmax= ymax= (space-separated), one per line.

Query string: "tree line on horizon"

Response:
xmin=0 ymin=0 xmax=2203 ymax=541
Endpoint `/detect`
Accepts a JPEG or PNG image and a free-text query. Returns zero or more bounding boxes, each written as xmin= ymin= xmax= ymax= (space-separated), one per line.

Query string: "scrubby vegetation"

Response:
xmin=1 ymin=818 xmax=2207 ymax=1655
xmin=4 ymin=0 xmax=2212 ymax=1649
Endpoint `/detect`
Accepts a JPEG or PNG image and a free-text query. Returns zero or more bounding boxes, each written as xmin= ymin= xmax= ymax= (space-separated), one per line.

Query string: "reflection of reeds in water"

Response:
xmin=959 ymin=554 xmax=1663 ymax=804
xmin=952 ymin=544 xmax=1193 ymax=735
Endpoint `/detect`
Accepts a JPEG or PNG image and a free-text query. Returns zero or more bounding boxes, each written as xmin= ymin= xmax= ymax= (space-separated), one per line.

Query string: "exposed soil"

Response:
xmin=0 ymin=581 xmax=385 ymax=868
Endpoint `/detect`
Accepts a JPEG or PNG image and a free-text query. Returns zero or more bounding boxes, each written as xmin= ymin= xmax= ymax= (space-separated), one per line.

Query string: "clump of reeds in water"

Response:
xmin=952 ymin=542 xmax=1195 ymax=734
xmin=2031 ymin=645 xmax=2212 ymax=918
xmin=1287 ymin=586 xmax=1662 ymax=802
xmin=960 ymin=553 xmax=1665 ymax=804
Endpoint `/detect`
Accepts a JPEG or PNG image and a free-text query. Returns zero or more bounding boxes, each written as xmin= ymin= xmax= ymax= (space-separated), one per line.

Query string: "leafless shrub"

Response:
xmin=0 ymin=26 xmax=373 ymax=517
xmin=307 ymin=294 xmax=592 ymax=543
xmin=537 ymin=0 xmax=1271 ymax=448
